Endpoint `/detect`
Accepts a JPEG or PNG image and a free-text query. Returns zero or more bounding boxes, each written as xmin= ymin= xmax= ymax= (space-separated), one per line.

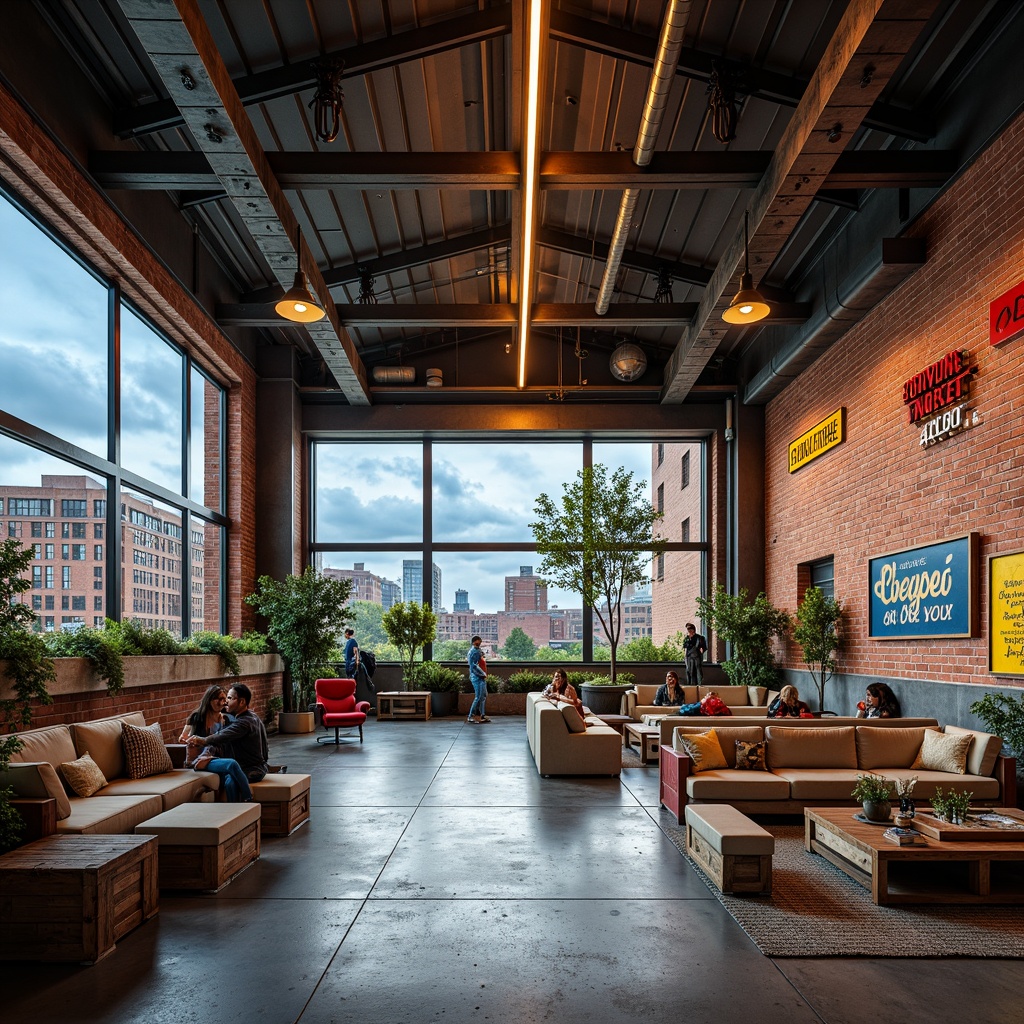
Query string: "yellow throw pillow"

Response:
xmin=676 ymin=729 xmax=727 ymax=772
xmin=912 ymin=730 xmax=972 ymax=774
xmin=60 ymin=751 xmax=108 ymax=797
xmin=122 ymin=721 xmax=174 ymax=779
xmin=734 ymin=739 xmax=768 ymax=771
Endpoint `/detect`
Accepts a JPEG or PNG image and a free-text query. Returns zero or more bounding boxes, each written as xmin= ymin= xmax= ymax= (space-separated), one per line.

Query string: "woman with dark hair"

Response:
xmin=653 ymin=670 xmax=685 ymax=706
xmin=178 ymin=684 xmax=228 ymax=768
xmin=543 ymin=668 xmax=579 ymax=704
xmin=857 ymin=682 xmax=901 ymax=719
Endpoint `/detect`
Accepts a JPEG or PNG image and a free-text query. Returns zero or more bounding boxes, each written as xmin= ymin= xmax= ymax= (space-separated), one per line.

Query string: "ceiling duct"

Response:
xmin=594 ymin=0 xmax=692 ymax=316
xmin=372 ymin=366 xmax=415 ymax=385
xmin=744 ymin=238 xmax=926 ymax=405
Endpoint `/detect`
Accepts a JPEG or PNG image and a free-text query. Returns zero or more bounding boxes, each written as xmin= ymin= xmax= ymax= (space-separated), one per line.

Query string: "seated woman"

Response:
xmin=543 ymin=669 xmax=587 ymax=719
xmin=179 ymin=684 xmax=229 ymax=769
xmin=653 ymin=670 xmax=685 ymax=706
xmin=767 ymin=684 xmax=812 ymax=718
xmin=857 ymin=682 xmax=901 ymax=718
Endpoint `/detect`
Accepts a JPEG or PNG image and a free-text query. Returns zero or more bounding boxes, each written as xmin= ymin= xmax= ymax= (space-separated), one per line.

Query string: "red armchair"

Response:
xmin=315 ymin=678 xmax=370 ymax=745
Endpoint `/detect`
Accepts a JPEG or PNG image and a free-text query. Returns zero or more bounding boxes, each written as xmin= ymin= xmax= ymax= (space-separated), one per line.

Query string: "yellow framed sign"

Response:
xmin=990 ymin=550 xmax=1024 ymax=676
xmin=788 ymin=408 xmax=845 ymax=473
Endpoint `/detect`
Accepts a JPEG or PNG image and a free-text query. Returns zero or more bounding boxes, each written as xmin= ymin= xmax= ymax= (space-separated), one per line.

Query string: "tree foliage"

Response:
xmin=970 ymin=691 xmax=1024 ymax=758
xmin=347 ymin=600 xmax=390 ymax=650
xmin=501 ymin=627 xmax=537 ymax=660
xmin=244 ymin=567 xmax=353 ymax=711
xmin=381 ymin=601 xmax=439 ymax=684
xmin=695 ymin=583 xmax=790 ymax=690
xmin=531 ymin=464 xmax=665 ymax=682
xmin=792 ymin=586 xmax=842 ymax=712
xmin=0 ymin=539 xmax=56 ymax=851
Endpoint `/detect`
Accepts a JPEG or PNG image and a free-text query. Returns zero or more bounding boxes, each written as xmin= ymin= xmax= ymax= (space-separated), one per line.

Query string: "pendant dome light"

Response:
xmin=722 ymin=211 xmax=770 ymax=325
xmin=275 ymin=225 xmax=326 ymax=323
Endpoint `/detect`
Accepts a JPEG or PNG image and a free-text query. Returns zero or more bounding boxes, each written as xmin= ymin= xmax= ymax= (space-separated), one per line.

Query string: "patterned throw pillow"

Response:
xmin=60 ymin=751 xmax=108 ymax=797
xmin=734 ymin=739 xmax=767 ymax=771
xmin=912 ymin=730 xmax=972 ymax=774
xmin=676 ymin=729 xmax=727 ymax=772
xmin=122 ymin=721 xmax=174 ymax=779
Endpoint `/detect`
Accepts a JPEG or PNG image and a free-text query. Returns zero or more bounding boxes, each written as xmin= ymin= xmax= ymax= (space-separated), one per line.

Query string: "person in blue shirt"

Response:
xmin=467 ymin=635 xmax=490 ymax=723
xmin=343 ymin=628 xmax=360 ymax=678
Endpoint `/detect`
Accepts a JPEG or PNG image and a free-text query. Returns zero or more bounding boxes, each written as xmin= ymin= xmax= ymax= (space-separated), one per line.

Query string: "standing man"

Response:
xmin=466 ymin=634 xmax=490 ymax=724
xmin=343 ymin=627 xmax=360 ymax=678
xmin=186 ymin=683 xmax=269 ymax=802
xmin=683 ymin=623 xmax=707 ymax=686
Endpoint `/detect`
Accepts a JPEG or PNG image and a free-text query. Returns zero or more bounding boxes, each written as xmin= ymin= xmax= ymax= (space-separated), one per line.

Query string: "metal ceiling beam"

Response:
xmin=549 ymin=9 xmax=935 ymax=143
xmin=662 ymin=0 xmax=943 ymax=403
xmin=215 ymin=300 xmax=811 ymax=329
xmin=113 ymin=7 xmax=512 ymax=138
xmin=114 ymin=0 xmax=369 ymax=404
xmin=90 ymin=149 xmax=955 ymax=191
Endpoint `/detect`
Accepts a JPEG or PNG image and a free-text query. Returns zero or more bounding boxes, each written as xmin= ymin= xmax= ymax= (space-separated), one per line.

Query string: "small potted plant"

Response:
xmin=851 ymin=773 xmax=894 ymax=822
xmin=894 ymin=776 xmax=918 ymax=825
xmin=932 ymin=787 xmax=972 ymax=825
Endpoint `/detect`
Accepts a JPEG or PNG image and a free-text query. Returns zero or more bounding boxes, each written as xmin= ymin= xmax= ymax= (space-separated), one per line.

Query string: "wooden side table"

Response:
xmin=0 ymin=834 xmax=159 ymax=963
xmin=377 ymin=691 xmax=432 ymax=720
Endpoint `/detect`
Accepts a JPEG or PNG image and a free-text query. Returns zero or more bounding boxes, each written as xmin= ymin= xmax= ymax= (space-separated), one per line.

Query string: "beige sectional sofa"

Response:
xmin=659 ymin=719 xmax=1016 ymax=821
xmin=526 ymin=692 xmax=622 ymax=776
xmin=623 ymin=683 xmax=770 ymax=721
xmin=3 ymin=711 xmax=218 ymax=835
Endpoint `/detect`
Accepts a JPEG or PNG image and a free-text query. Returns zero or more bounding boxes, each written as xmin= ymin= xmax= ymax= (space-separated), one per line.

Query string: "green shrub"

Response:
xmin=408 ymin=661 xmax=464 ymax=693
xmin=501 ymin=671 xmax=550 ymax=693
xmin=44 ymin=624 xmax=125 ymax=695
xmin=185 ymin=631 xmax=240 ymax=676
xmin=232 ymin=631 xmax=271 ymax=655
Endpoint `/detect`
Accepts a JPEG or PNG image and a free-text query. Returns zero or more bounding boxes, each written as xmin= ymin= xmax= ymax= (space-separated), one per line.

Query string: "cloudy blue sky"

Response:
xmin=315 ymin=441 xmax=655 ymax=613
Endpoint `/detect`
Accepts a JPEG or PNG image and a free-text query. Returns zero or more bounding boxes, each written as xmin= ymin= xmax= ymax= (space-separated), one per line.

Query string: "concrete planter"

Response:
xmin=579 ymin=683 xmax=631 ymax=716
xmin=278 ymin=710 xmax=316 ymax=734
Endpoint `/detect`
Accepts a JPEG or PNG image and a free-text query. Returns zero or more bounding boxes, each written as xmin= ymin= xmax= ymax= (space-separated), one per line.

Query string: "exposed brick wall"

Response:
xmin=765 ymin=107 xmax=1024 ymax=693
xmin=20 ymin=669 xmax=284 ymax=742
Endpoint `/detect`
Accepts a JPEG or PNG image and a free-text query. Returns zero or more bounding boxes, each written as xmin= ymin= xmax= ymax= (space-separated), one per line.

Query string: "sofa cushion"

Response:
xmin=686 ymin=770 xmax=791 ymax=801
xmin=673 ymin=725 xmax=765 ymax=767
xmin=102 ymin=771 xmax=219 ymax=810
xmin=10 ymin=724 xmax=77 ymax=769
xmin=856 ymin=726 xmax=930 ymax=770
xmin=878 ymin=769 xmax=1001 ymax=802
xmin=675 ymin=729 xmax=728 ymax=772
xmin=913 ymin=730 xmax=971 ymax=774
xmin=634 ymin=684 xmax=662 ymax=705
xmin=746 ymin=686 xmax=768 ymax=707
xmin=56 ymin=794 xmax=163 ymax=835
xmin=561 ymin=704 xmax=587 ymax=733
xmin=0 ymin=761 xmax=73 ymax=819
xmin=734 ymin=740 xmax=768 ymax=771
xmin=699 ymin=685 xmax=749 ymax=706
xmin=72 ymin=713 xmax=146 ymax=781
xmin=122 ymin=721 xmax=173 ymax=778
xmin=60 ymin=751 xmax=108 ymax=798
xmin=766 ymin=726 xmax=857 ymax=769
xmin=773 ymin=768 xmax=863 ymax=800
xmin=943 ymin=725 xmax=1002 ymax=777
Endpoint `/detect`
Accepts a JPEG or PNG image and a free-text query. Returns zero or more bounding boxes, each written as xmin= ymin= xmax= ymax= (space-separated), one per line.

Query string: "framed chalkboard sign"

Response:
xmin=868 ymin=533 xmax=979 ymax=640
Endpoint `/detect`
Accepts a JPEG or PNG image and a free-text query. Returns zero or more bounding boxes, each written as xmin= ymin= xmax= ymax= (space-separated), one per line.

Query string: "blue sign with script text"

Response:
xmin=868 ymin=535 xmax=977 ymax=639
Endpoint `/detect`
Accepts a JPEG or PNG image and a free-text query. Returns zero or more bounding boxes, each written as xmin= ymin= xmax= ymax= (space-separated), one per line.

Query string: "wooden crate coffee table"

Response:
xmin=377 ymin=691 xmax=431 ymax=720
xmin=0 ymin=834 xmax=159 ymax=963
xmin=623 ymin=722 xmax=661 ymax=764
xmin=805 ymin=806 xmax=1024 ymax=905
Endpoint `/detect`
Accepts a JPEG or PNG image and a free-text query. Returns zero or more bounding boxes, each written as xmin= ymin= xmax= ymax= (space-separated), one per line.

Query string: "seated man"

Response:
xmin=653 ymin=670 xmax=685 ymax=706
xmin=186 ymin=683 xmax=270 ymax=802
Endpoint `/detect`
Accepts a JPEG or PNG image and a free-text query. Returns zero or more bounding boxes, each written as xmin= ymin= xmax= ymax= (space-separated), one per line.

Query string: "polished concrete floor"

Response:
xmin=2 ymin=717 xmax=1023 ymax=1024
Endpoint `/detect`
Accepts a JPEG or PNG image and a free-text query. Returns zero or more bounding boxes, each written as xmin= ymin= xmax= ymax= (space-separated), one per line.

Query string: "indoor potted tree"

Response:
xmin=792 ymin=586 xmax=843 ymax=714
xmin=970 ymin=690 xmax=1024 ymax=806
xmin=530 ymin=463 xmax=666 ymax=708
xmin=695 ymin=583 xmax=791 ymax=691
xmin=244 ymin=567 xmax=353 ymax=732
xmin=381 ymin=601 xmax=438 ymax=692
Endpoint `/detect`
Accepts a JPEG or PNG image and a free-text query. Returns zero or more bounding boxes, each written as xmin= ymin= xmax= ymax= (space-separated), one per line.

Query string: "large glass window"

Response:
xmin=0 ymin=194 xmax=108 ymax=456
xmin=0 ymin=187 xmax=227 ymax=636
xmin=312 ymin=439 xmax=707 ymax=663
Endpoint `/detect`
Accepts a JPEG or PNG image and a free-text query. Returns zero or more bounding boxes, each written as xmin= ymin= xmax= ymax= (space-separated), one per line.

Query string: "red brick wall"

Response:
xmin=765 ymin=108 xmax=1024 ymax=692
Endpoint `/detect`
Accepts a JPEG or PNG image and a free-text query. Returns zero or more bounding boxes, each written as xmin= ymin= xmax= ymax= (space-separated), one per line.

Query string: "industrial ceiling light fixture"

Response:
xmin=275 ymin=225 xmax=326 ymax=323
xmin=707 ymin=61 xmax=738 ymax=144
xmin=309 ymin=57 xmax=345 ymax=143
xmin=357 ymin=267 xmax=377 ymax=304
xmin=722 ymin=211 xmax=770 ymax=325
xmin=517 ymin=0 xmax=548 ymax=389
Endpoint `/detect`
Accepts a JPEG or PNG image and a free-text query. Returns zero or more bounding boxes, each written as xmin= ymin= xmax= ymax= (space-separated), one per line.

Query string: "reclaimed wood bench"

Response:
xmin=684 ymin=803 xmax=774 ymax=895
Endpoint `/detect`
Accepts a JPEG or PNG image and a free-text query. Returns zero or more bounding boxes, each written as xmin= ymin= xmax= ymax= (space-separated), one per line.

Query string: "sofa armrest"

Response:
xmin=622 ymin=689 xmax=638 ymax=719
xmin=659 ymin=746 xmax=692 ymax=823
xmin=10 ymin=797 xmax=57 ymax=842
xmin=994 ymin=753 xmax=1017 ymax=808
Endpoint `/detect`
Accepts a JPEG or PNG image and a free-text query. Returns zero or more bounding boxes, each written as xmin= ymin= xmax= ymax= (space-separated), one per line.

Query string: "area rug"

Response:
xmin=662 ymin=822 xmax=1024 ymax=958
